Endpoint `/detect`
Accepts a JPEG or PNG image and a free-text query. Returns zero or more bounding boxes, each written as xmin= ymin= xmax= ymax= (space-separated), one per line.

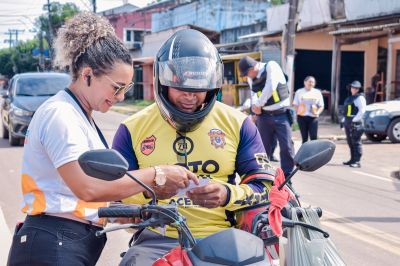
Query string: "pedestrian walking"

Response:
xmin=293 ymin=76 xmax=324 ymax=143
xmin=239 ymin=56 xmax=295 ymax=177
xmin=343 ymin=80 xmax=366 ymax=168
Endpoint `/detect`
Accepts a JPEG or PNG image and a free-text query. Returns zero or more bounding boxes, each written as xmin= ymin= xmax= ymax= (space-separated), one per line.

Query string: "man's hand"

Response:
xmin=187 ymin=183 xmax=228 ymax=208
xmin=251 ymin=105 xmax=262 ymax=115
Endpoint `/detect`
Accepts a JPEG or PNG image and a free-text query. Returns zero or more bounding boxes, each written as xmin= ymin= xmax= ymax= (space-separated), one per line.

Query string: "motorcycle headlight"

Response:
xmin=369 ymin=109 xmax=389 ymax=118
xmin=11 ymin=104 xmax=34 ymax=116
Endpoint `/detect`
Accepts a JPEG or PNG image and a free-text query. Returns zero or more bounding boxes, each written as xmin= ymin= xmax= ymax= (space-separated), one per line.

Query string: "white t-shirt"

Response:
xmin=254 ymin=61 xmax=290 ymax=111
xmin=21 ymin=90 xmax=107 ymax=224
xmin=293 ymin=88 xmax=324 ymax=117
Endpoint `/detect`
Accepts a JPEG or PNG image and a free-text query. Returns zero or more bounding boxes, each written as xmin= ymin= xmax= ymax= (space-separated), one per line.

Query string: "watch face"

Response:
xmin=156 ymin=174 xmax=166 ymax=186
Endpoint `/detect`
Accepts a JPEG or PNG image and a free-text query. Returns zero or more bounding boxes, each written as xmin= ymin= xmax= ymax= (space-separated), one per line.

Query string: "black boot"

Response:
xmin=349 ymin=162 xmax=361 ymax=168
xmin=270 ymin=154 xmax=279 ymax=162
xmin=343 ymin=160 xmax=353 ymax=165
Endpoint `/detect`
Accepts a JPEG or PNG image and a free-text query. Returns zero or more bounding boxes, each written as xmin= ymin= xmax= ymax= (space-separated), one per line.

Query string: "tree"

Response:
xmin=0 ymin=49 xmax=14 ymax=78
xmin=35 ymin=2 xmax=80 ymax=55
xmin=0 ymin=3 xmax=79 ymax=77
xmin=0 ymin=39 xmax=41 ymax=77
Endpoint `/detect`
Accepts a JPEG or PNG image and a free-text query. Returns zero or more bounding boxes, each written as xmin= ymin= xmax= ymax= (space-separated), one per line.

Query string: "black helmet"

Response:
xmin=350 ymin=80 xmax=362 ymax=88
xmin=154 ymin=29 xmax=223 ymax=132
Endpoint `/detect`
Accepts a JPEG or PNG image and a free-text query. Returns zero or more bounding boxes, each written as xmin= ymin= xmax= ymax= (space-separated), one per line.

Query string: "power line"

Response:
xmin=0 ymin=14 xmax=43 ymax=17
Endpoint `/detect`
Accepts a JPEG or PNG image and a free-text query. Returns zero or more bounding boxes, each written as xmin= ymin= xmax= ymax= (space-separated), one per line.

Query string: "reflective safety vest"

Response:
xmin=344 ymin=93 xmax=363 ymax=118
xmin=251 ymin=65 xmax=289 ymax=106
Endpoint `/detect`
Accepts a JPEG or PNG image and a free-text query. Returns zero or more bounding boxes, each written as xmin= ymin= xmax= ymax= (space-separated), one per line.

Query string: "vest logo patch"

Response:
xmin=141 ymin=135 xmax=156 ymax=155
xmin=208 ymin=129 xmax=226 ymax=149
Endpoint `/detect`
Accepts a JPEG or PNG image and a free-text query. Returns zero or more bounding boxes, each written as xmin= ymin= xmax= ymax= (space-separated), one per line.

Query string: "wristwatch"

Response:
xmin=154 ymin=166 xmax=167 ymax=186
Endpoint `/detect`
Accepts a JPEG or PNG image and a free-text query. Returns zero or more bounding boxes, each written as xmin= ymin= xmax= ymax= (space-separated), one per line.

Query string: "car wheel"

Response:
xmin=365 ymin=133 xmax=386 ymax=142
xmin=9 ymin=134 xmax=20 ymax=146
xmin=8 ymin=122 xmax=20 ymax=146
xmin=2 ymin=123 xmax=9 ymax=139
xmin=388 ymin=118 xmax=400 ymax=143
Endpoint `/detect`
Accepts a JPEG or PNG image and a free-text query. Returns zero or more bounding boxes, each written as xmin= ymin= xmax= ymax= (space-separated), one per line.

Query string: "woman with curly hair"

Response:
xmin=7 ymin=12 xmax=196 ymax=266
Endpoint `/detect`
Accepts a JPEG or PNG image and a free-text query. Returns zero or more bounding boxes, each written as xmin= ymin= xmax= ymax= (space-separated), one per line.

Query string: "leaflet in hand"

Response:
xmin=177 ymin=177 xmax=210 ymax=196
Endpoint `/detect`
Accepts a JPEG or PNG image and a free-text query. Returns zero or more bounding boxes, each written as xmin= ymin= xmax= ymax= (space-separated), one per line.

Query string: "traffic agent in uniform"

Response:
xmin=342 ymin=80 xmax=367 ymax=168
xmin=239 ymin=56 xmax=295 ymax=178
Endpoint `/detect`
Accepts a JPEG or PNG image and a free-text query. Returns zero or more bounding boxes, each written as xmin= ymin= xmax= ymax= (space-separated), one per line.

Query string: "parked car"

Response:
xmin=1 ymin=72 xmax=71 ymax=146
xmin=363 ymin=99 xmax=400 ymax=143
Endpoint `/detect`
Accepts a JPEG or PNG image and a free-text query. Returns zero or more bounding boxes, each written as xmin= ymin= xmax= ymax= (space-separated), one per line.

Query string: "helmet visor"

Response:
xmin=158 ymin=57 xmax=223 ymax=90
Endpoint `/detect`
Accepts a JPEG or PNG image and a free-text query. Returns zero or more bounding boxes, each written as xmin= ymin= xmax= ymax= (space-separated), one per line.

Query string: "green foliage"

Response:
xmin=270 ymin=0 xmax=286 ymax=5
xmin=0 ymin=49 xmax=14 ymax=77
xmin=0 ymin=2 xmax=80 ymax=77
xmin=35 ymin=2 xmax=80 ymax=50
xmin=0 ymin=39 xmax=41 ymax=77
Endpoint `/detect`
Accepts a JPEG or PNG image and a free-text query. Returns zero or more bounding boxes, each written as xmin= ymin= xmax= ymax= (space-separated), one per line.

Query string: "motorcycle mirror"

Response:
xmin=78 ymin=149 xmax=128 ymax=181
xmin=294 ymin=140 xmax=336 ymax=172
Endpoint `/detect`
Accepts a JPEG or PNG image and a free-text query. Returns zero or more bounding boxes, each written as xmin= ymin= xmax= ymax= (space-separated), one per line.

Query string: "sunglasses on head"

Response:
xmin=104 ymin=75 xmax=134 ymax=96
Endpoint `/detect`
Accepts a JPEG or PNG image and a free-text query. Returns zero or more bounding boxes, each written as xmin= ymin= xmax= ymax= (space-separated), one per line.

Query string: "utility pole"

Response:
xmin=14 ymin=29 xmax=25 ymax=45
xmin=45 ymin=0 xmax=53 ymax=66
xmin=39 ymin=30 xmax=44 ymax=70
xmin=4 ymin=31 xmax=13 ymax=48
xmin=92 ymin=0 xmax=97 ymax=13
xmin=283 ymin=0 xmax=303 ymax=100
xmin=4 ymin=29 xmax=24 ymax=48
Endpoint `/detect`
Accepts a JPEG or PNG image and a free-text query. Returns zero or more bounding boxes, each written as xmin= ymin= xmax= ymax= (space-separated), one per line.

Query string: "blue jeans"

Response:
xmin=256 ymin=112 xmax=295 ymax=177
xmin=7 ymin=215 xmax=106 ymax=266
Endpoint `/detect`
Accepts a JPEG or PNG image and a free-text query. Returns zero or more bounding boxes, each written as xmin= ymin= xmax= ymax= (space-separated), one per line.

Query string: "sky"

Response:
xmin=0 ymin=0 xmax=153 ymax=49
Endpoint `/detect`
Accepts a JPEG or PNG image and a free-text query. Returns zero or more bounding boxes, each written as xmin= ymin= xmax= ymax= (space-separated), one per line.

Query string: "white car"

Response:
xmin=363 ymin=99 xmax=400 ymax=143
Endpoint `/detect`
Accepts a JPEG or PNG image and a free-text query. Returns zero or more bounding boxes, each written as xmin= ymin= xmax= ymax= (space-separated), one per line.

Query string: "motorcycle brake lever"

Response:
xmin=95 ymin=223 xmax=142 ymax=237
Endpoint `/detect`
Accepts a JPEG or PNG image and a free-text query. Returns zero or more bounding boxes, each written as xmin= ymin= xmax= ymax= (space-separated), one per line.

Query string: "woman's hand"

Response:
xmin=147 ymin=165 xmax=198 ymax=200
xmin=251 ymin=105 xmax=262 ymax=115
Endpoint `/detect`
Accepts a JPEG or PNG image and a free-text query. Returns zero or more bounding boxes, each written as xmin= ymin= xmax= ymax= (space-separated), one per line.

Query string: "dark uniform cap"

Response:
xmin=350 ymin=80 xmax=362 ymax=88
xmin=238 ymin=56 xmax=258 ymax=77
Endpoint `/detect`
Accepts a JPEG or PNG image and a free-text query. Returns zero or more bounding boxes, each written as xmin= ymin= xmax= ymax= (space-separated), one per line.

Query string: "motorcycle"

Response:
xmin=78 ymin=139 xmax=337 ymax=266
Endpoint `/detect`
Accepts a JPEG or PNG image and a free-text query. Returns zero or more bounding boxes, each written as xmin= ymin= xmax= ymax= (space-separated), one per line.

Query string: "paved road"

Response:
xmin=0 ymin=110 xmax=399 ymax=265
xmin=291 ymin=139 xmax=400 ymax=265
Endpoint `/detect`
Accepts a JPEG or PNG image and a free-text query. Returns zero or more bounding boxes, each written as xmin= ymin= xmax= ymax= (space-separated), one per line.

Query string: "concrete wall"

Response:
xmin=141 ymin=25 xmax=191 ymax=57
xmin=152 ymin=0 xmax=269 ymax=33
xmin=344 ymin=0 xmax=400 ymax=21
xmin=267 ymin=0 xmax=331 ymax=32
xmin=142 ymin=64 xmax=154 ymax=100
xmin=106 ymin=11 xmax=152 ymax=41
xmin=268 ymin=31 xmax=380 ymax=88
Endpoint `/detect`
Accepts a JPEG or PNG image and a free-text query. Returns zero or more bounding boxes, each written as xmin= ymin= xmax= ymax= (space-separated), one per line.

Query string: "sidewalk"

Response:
xmin=292 ymin=121 xmax=347 ymax=141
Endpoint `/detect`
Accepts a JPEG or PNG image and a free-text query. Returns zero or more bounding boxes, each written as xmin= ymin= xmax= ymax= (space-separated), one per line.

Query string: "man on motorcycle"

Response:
xmin=112 ymin=29 xmax=276 ymax=265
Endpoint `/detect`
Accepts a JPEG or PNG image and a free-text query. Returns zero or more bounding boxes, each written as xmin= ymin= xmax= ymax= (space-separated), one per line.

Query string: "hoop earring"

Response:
xmin=86 ymin=75 xmax=91 ymax=87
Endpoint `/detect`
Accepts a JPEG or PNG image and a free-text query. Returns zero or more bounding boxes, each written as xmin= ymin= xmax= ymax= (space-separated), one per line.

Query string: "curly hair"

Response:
xmin=53 ymin=11 xmax=132 ymax=80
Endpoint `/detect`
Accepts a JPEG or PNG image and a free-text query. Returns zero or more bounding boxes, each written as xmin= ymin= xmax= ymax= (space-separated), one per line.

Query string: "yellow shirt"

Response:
xmin=112 ymin=102 xmax=274 ymax=238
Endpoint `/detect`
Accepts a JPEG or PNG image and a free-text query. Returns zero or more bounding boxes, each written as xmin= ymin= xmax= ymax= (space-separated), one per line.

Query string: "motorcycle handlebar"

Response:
xmin=296 ymin=207 xmax=322 ymax=218
xmin=98 ymin=206 xmax=142 ymax=218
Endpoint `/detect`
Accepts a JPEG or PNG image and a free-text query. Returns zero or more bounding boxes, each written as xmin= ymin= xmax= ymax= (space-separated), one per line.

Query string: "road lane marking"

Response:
xmin=302 ymin=203 xmax=400 ymax=257
xmin=0 ymin=207 xmax=12 ymax=266
xmin=352 ymin=170 xmax=400 ymax=183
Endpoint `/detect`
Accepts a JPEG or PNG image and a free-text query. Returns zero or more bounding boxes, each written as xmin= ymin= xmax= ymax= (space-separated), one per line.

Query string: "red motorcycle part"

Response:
xmin=153 ymin=246 xmax=193 ymax=266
